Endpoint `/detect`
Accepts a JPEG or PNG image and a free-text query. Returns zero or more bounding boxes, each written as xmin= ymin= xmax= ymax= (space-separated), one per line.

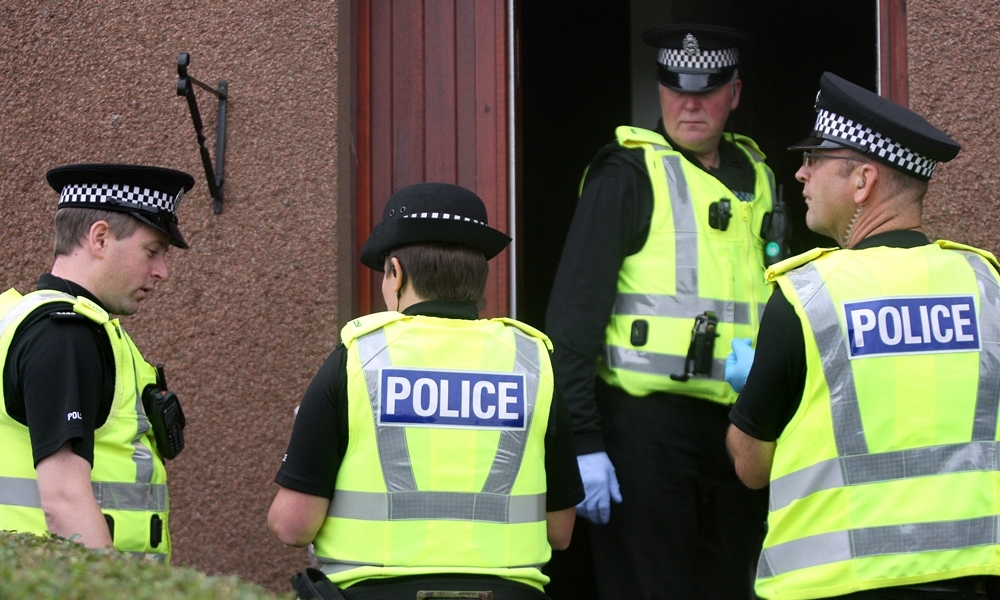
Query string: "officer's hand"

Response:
xmin=725 ymin=338 xmax=755 ymax=393
xmin=575 ymin=451 xmax=622 ymax=525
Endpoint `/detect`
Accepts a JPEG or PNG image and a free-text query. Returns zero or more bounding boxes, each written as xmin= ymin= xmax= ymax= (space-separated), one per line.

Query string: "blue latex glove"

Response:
xmin=725 ymin=337 xmax=755 ymax=393
xmin=575 ymin=451 xmax=622 ymax=524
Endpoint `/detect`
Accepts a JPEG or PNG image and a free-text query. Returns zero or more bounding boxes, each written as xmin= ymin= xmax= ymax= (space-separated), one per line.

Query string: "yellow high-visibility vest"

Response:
xmin=599 ymin=126 xmax=775 ymax=404
xmin=0 ymin=289 xmax=170 ymax=561
xmin=757 ymin=241 xmax=1000 ymax=599
xmin=313 ymin=311 xmax=554 ymax=591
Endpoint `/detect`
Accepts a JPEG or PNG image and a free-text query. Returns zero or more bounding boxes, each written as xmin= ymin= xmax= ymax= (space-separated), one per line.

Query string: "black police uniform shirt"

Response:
xmin=545 ymin=123 xmax=758 ymax=454
xmin=3 ymin=274 xmax=116 ymax=466
xmin=729 ymin=230 xmax=933 ymax=441
xmin=276 ymin=300 xmax=586 ymax=512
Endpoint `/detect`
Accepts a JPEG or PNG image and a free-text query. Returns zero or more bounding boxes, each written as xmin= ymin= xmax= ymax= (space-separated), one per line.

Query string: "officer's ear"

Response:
xmin=853 ymin=162 xmax=879 ymax=205
xmin=388 ymin=256 xmax=406 ymax=294
xmin=86 ymin=220 xmax=112 ymax=258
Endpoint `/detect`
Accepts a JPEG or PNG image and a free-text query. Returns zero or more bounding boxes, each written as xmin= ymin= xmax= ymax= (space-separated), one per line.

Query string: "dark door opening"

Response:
xmin=518 ymin=2 xmax=876 ymax=598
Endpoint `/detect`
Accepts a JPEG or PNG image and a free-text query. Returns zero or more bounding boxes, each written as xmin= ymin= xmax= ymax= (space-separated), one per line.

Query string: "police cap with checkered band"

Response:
xmin=642 ymin=24 xmax=750 ymax=92
xmin=46 ymin=164 xmax=195 ymax=248
xmin=790 ymin=72 xmax=961 ymax=181
xmin=360 ymin=182 xmax=511 ymax=271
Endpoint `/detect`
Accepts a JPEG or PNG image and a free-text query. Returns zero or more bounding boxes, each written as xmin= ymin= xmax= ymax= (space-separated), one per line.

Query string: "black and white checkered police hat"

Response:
xmin=642 ymin=24 xmax=750 ymax=92
xmin=790 ymin=72 xmax=961 ymax=181
xmin=360 ymin=182 xmax=511 ymax=272
xmin=46 ymin=164 xmax=195 ymax=249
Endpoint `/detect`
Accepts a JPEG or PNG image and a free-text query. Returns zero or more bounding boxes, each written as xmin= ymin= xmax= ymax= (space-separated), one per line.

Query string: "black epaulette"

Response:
xmin=49 ymin=311 xmax=86 ymax=321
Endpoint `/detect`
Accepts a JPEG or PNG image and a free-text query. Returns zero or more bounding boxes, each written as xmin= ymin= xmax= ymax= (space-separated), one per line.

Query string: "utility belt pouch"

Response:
xmin=291 ymin=568 xmax=347 ymax=600
xmin=141 ymin=364 xmax=186 ymax=460
xmin=670 ymin=311 xmax=719 ymax=382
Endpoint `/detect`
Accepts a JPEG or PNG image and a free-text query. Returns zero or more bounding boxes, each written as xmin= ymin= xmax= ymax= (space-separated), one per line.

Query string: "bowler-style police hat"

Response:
xmin=790 ymin=72 xmax=961 ymax=181
xmin=46 ymin=164 xmax=195 ymax=248
xmin=360 ymin=182 xmax=511 ymax=271
xmin=642 ymin=24 xmax=750 ymax=92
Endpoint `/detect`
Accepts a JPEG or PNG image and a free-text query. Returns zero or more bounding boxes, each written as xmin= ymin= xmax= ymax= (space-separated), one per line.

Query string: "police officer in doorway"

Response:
xmin=268 ymin=183 xmax=583 ymax=599
xmin=727 ymin=72 xmax=1000 ymax=598
xmin=546 ymin=24 xmax=775 ymax=599
xmin=0 ymin=164 xmax=192 ymax=561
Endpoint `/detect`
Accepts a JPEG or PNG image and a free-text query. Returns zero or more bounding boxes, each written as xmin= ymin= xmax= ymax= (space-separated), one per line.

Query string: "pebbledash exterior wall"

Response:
xmin=0 ymin=0 xmax=998 ymax=594
xmin=0 ymin=1 xmax=354 ymax=591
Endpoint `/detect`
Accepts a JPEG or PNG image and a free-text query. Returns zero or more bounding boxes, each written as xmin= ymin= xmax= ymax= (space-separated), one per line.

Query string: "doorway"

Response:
xmin=518 ymin=2 xmax=877 ymax=597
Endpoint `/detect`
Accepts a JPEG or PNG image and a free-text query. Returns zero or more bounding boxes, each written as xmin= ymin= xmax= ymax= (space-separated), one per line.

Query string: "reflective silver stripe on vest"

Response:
xmin=327 ymin=489 xmax=546 ymax=524
xmin=759 ymin=516 xmax=1000 ymax=578
xmin=770 ymin=441 xmax=1000 ymax=512
xmin=787 ymin=264 xmax=868 ymax=456
xmin=965 ymin=253 xmax=1000 ymax=441
xmin=614 ymin=294 xmax=751 ymax=325
xmin=482 ymin=330 xmax=541 ymax=494
xmin=0 ymin=477 xmax=167 ymax=511
xmin=342 ymin=325 xmax=545 ymax=524
xmin=123 ymin=335 xmax=155 ymax=486
xmin=0 ymin=291 xmax=76 ymax=333
xmin=666 ymin=153 xmax=698 ymax=300
xmin=604 ymin=345 xmax=726 ymax=380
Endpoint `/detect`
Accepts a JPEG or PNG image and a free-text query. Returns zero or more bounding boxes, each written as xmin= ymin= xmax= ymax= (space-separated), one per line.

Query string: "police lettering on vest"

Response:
xmin=379 ymin=367 xmax=527 ymax=429
xmin=844 ymin=295 xmax=980 ymax=358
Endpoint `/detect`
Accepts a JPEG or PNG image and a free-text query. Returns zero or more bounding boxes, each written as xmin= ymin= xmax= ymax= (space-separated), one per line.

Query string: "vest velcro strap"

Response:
xmin=318 ymin=559 xmax=383 ymax=575
xmin=0 ymin=477 xmax=166 ymax=512
xmin=604 ymin=345 xmax=726 ymax=380
xmin=327 ymin=490 xmax=546 ymax=524
xmin=770 ymin=441 xmax=1000 ymax=512
xmin=614 ymin=293 xmax=751 ymax=325
xmin=758 ymin=515 xmax=1000 ymax=579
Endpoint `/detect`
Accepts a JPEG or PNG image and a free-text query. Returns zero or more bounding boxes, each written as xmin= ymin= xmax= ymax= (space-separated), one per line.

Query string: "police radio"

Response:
xmin=142 ymin=364 xmax=186 ymax=460
xmin=761 ymin=184 xmax=792 ymax=267
xmin=671 ymin=311 xmax=719 ymax=382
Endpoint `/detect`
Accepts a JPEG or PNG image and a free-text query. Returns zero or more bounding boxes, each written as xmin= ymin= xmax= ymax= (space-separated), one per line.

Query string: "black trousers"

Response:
xmin=343 ymin=574 xmax=550 ymax=600
xmin=590 ymin=388 xmax=769 ymax=600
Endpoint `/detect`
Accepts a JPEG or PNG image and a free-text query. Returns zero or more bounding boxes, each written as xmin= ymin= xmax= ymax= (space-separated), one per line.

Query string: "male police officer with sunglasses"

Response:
xmin=546 ymin=24 xmax=775 ymax=599
xmin=727 ymin=73 xmax=1000 ymax=599
xmin=0 ymin=164 xmax=192 ymax=561
xmin=268 ymin=183 xmax=583 ymax=599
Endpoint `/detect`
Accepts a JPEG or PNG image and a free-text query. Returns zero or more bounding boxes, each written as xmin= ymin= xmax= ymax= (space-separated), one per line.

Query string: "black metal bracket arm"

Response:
xmin=176 ymin=53 xmax=228 ymax=214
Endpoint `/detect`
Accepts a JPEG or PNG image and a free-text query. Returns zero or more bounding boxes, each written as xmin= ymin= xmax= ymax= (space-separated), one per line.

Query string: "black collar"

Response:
xmin=852 ymin=230 xmax=930 ymax=250
xmin=402 ymin=300 xmax=480 ymax=320
xmin=37 ymin=274 xmax=108 ymax=311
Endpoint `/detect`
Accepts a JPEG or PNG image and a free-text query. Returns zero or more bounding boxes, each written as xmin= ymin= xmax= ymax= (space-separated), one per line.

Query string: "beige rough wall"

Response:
xmin=909 ymin=0 xmax=1000 ymax=253
xmin=0 ymin=1 xmax=351 ymax=592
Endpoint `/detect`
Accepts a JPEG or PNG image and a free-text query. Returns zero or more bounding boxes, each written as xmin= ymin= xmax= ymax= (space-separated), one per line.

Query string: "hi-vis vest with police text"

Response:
xmin=599 ymin=126 xmax=775 ymax=404
xmin=313 ymin=311 xmax=554 ymax=591
xmin=0 ymin=289 xmax=170 ymax=561
xmin=756 ymin=241 xmax=1000 ymax=600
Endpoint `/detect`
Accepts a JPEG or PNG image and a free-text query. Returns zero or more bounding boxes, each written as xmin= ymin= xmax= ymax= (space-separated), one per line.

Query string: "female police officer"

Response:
xmin=268 ymin=182 xmax=583 ymax=599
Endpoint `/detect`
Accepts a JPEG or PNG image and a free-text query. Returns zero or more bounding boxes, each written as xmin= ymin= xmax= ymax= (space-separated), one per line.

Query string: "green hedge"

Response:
xmin=0 ymin=531 xmax=294 ymax=599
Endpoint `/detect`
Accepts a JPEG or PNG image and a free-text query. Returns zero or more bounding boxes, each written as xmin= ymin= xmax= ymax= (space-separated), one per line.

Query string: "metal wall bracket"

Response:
xmin=176 ymin=53 xmax=228 ymax=214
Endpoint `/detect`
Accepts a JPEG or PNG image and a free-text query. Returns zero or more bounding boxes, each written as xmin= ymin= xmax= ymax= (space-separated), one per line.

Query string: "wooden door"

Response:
xmin=356 ymin=0 xmax=510 ymax=316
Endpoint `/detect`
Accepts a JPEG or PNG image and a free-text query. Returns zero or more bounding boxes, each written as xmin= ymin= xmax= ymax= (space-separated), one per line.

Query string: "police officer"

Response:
xmin=0 ymin=164 xmax=192 ymax=561
xmin=727 ymin=72 xmax=1000 ymax=599
xmin=267 ymin=183 xmax=584 ymax=599
xmin=545 ymin=24 xmax=774 ymax=599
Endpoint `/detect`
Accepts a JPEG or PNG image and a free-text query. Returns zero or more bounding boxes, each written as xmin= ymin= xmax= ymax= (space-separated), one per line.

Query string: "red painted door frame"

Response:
xmin=880 ymin=0 xmax=909 ymax=105
xmin=355 ymin=0 xmax=510 ymax=317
